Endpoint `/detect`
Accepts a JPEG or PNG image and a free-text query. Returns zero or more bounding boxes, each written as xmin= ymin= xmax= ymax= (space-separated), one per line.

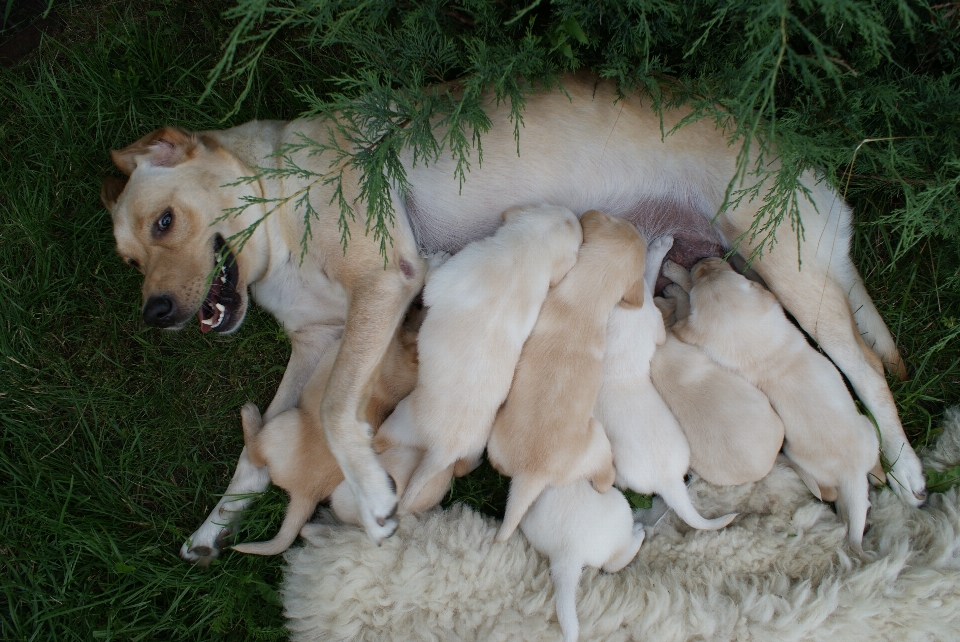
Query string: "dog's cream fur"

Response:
xmin=650 ymin=291 xmax=786 ymax=487
xmin=233 ymin=326 xmax=419 ymax=555
xmin=102 ymin=74 xmax=923 ymax=562
xmin=669 ymin=258 xmax=879 ymax=547
xmin=595 ymin=235 xmax=737 ymax=530
xmin=374 ymin=204 xmax=582 ymax=510
xmin=487 ymin=210 xmax=646 ymax=541
xmin=519 ymin=481 xmax=646 ymax=642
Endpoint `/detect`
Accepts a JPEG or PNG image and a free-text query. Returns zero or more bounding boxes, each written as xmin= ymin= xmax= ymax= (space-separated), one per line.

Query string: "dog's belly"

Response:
xmin=405 ymin=188 xmax=725 ymax=293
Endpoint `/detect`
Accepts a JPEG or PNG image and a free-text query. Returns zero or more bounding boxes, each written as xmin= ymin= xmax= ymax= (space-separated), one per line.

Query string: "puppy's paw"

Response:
xmin=886 ymin=446 xmax=927 ymax=507
xmin=352 ymin=467 xmax=400 ymax=545
xmin=179 ymin=524 xmax=235 ymax=566
xmin=662 ymin=283 xmax=685 ymax=300
xmin=647 ymin=235 xmax=674 ymax=259
xmin=661 ymin=260 xmax=692 ymax=291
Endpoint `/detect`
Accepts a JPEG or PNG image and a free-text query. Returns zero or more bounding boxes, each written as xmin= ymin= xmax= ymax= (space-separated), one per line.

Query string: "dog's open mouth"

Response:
xmin=199 ymin=234 xmax=241 ymax=334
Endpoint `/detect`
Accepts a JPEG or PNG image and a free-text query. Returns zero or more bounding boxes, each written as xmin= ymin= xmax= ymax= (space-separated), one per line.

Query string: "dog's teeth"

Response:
xmin=215 ymin=303 xmax=225 ymax=312
xmin=212 ymin=316 xmax=224 ymax=328
xmin=201 ymin=319 xmax=214 ymax=326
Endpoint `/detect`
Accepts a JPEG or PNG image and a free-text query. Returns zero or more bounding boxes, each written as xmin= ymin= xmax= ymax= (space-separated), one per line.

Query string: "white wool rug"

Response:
xmin=282 ymin=409 xmax=960 ymax=641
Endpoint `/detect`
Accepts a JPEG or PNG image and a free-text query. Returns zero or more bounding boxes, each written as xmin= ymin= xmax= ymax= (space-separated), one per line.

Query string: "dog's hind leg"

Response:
xmin=746 ymin=230 xmax=926 ymax=506
xmin=232 ymin=493 xmax=316 ymax=556
xmin=837 ymin=268 xmax=907 ymax=380
xmin=321 ymin=259 xmax=426 ymax=545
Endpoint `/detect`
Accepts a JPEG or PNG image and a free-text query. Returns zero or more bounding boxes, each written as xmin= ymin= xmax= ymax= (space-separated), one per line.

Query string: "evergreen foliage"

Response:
xmin=210 ymin=0 xmax=959 ymax=261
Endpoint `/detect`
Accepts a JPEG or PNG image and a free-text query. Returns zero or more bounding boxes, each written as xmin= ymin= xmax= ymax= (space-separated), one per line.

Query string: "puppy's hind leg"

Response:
xmin=602 ymin=521 xmax=646 ymax=573
xmin=497 ymin=475 xmax=549 ymax=542
xmin=232 ymin=493 xmax=317 ymax=556
xmin=239 ymin=402 xmax=267 ymax=467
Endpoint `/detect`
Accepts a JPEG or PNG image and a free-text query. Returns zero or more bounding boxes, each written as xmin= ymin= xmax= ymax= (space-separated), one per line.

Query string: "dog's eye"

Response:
xmin=157 ymin=208 xmax=173 ymax=233
xmin=126 ymin=258 xmax=140 ymax=269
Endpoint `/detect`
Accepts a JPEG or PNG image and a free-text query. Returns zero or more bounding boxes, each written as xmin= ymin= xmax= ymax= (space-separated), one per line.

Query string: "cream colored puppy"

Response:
xmin=520 ymin=481 xmax=645 ymax=642
xmin=232 ymin=329 xmax=419 ymax=555
xmin=376 ymin=204 xmax=582 ymax=510
xmin=670 ymin=258 xmax=879 ymax=548
xmin=595 ymin=236 xmax=737 ymax=530
xmin=488 ymin=210 xmax=646 ymax=542
xmin=650 ymin=288 xmax=786 ymax=487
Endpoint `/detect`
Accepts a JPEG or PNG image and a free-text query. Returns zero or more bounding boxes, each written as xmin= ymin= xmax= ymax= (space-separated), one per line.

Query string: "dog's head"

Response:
xmin=579 ymin=210 xmax=647 ymax=307
xmin=690 ymin=256 xmax=732 ymax=284
xmin=101 ymin=127 xmax=268 ymax=334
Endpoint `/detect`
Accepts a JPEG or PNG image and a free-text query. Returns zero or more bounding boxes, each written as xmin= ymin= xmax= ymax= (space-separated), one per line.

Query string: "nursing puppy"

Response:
xmin=669 ymin=258 xmax=879 ymax=548
xmin=650 ymin=289 xmax=786 ymax=487
xmin=376 ymin=204 xmax=583 ymax=510
xmin=232 ymin=328 xmax=419 ymax=555
xmin=595 ymin=235 xmax=737 ymax=530
xmin=520 ymin=481 xmax=645 ymax=642
xmin=488 ymin=210 xmax=646 ymax=542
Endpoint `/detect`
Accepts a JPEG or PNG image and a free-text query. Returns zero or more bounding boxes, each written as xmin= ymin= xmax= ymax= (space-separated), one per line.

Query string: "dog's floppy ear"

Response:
xmin=100 ymin=175 xmax=128 ymax=211
xmin=110 ymin=127 xmax=198 ymax=175
xmin=620 ymin=276 xmax=645 ymax=309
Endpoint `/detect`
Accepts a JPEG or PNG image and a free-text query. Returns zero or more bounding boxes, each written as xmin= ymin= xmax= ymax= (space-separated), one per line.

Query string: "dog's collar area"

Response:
xmin=199 ymin=234 xmax=241 ymax=334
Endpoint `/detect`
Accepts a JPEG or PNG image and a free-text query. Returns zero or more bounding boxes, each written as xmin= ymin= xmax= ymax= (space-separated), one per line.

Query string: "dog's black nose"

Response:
xmin=142 ymin=295 xmax=177 ymax=327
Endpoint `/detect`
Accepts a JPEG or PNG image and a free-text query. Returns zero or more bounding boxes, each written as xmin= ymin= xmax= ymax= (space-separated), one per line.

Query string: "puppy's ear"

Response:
xmin=100 ymin=176 xmax=128 ymax=212
xmin=620 ymin=277 xmax=645 ymax=309
xmin=110 ymin=127 xmax=198 ymax=175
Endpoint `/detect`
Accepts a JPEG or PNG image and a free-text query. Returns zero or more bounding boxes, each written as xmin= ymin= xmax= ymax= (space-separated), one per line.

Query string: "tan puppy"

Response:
xmin=376 ymin=204 xmax=582 ymax=510
xmin=487 ymin=210 xmax=646 ymax=542
xmin=232 ymin=328 xmax=419 ymax=555
xmin=670 ymin=258 xmax=879 ymax=548
xmin=649 ymin=287 xmax=786 ymax=487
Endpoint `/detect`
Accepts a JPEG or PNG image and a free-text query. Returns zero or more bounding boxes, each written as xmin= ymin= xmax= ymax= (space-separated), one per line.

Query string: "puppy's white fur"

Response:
xmin=595 ymin=236 xmax=736 ymax=530
xmin=377 ymin=205 xmax=582 ymax=509
xmin=519 ymin=481 xmax=645 ymax=642
xmin=670 ymin=258 xmax=879 ymax=548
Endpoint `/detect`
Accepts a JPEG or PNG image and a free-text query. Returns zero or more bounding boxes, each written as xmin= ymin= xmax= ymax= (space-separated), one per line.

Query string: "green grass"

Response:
xmin=1 ymin=1 xmax=958 ymax=640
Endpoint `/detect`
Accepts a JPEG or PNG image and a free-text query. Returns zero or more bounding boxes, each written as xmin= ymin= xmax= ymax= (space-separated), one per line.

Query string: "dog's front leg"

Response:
xmin=321 ymin=269 xmax=424 ymax=544
xmin=180 ymin=329 xmax=339 ymax=564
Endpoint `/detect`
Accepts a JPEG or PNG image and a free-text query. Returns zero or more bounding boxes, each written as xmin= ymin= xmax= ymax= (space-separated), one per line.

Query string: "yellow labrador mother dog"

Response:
xmin=101 ymin=74 xmax=924 ymax=564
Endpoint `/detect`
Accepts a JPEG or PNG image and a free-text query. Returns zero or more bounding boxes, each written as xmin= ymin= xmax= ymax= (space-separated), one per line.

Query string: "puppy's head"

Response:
xmin=690 ymin=256 xmax=732 ymax=284
xmin=579 ymin=210 xmax=647 ymax=306
xmin=102 ymin=127 xmax=267 ymax=334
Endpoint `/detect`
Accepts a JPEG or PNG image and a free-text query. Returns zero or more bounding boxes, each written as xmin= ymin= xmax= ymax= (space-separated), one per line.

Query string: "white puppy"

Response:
xmin=520 ymin=480 xmax=645 ymax=642
xmin=377 ymin=204 xmax=582 ymax=510
xmin=594 ymin=236 xmax=736 ymax=530
xmin=669 ymin=258 xmax=879 ymax=548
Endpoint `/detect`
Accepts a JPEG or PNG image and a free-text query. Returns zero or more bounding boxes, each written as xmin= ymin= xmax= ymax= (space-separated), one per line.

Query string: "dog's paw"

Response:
xmin=352 ymin=469 xmax=400 ymax=545
xmin=180 ymin=525 xmax=235 ymax=566
xmin=885 ymin=446 xmax=927 ymax=507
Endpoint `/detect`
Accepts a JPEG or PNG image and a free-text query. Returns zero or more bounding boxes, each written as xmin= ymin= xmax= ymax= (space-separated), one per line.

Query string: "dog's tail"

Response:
xmin=659 ymin=481 xmax=737 ymax=531
xmin=497 ymin=475 xmax=548 ymax=542
xmin=231 ymin=493 xmax=316 ymax=556
xmin=240 ymin=402 xmax=267 ymax=468
xmin=550 ymin=557 xmax=583 ymax=642
xmin=836 ymin=472 xmax=870 ymax=551
xmin=400 ymin=450 xmax=455 ymax=511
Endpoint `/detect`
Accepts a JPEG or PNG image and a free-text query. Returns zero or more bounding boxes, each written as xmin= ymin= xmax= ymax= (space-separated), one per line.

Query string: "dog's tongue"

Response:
xmin=199 ymin=280 xmax=223 ymax=333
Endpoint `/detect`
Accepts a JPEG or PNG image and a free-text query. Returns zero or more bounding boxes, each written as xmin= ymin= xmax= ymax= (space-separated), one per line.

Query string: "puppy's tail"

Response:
xmin=232 ymin=493 xmax=315 ymax=556
xmin=400 ymin=451 xmax=455 ymax=511
xmin=550 ymin=558 xmax=583 ymax=642
xmin=497 ymin=476 xmax=547 ymax=542
xmin=240 ymin=402 xmax=267 ymax=468
xmin=659 ymin=481 xmax=737 ymax=531
xmin=837 ymin=473 xmax=870 ymax=551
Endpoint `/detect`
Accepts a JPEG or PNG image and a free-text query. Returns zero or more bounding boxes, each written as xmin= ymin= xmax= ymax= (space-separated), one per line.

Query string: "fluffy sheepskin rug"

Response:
xmin=282 ymin=409 xmax=960 ymax=641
